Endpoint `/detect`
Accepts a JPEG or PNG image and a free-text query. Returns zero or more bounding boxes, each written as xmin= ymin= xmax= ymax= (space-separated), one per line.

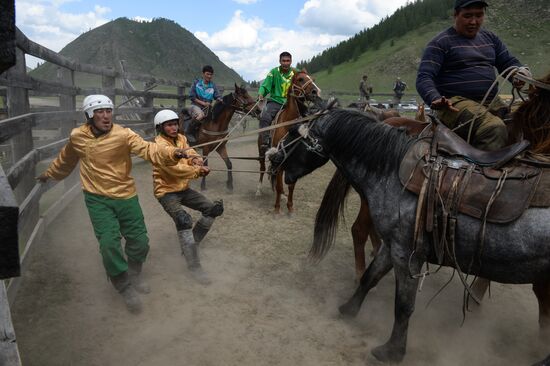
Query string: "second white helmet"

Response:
xmin=154 ymin=109 xmax=179 ymax=127
xmin=82 ymin=94 xmax=114 ymax=118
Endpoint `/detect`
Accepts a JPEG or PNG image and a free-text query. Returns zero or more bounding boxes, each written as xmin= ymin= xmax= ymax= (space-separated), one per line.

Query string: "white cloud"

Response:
xmin=132 ymin=16 xmax=152 ymax=23
xmin=195 ymin=11 xmax=346 ymax=81
xmin=16 ymin=0 xmax=111 ymax=67
xmin=297 ymin=0 xmax=409 ymax=35
xmin=195 ymin=11 xmax=261 ymax=49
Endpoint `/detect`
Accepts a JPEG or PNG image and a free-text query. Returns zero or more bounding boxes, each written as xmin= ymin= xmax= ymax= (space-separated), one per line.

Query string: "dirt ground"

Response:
xmin=11 ymin=136 xmax=549 ymax=366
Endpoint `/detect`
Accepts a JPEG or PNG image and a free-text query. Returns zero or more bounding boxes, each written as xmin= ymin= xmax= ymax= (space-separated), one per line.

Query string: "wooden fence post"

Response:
xmin=143 ymin=81 xmax=154 ymax=124
xmin=57 ymin=66 xmax=79 ymax=191
xmin=6 ymin=48 xmax=33 ymax=204
xmin=177 ymin=85 xmax=185 ymax=111
xmin=102 ymin=67 xmax=116 ymax=105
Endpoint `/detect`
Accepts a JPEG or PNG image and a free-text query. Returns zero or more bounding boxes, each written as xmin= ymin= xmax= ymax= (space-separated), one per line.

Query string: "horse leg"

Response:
xmin=351 ymin=198 xmax=381 ymax=281
xmin=273 ymin=171 xmax=283 ymax=214
xmin=286 ymin=182 xmax=295 ymax=214
xmin=218 ymin=145 xmax=233 ymax=192
xmin=533 ymin=280 xmax=550 ymax=331
xmin=256 ymin=138 xmax=265 ymax=196
xmin=371 ymin=256 xmax=422 ymax=363
xmin=339 ymin=243 xmax=393 ymax=318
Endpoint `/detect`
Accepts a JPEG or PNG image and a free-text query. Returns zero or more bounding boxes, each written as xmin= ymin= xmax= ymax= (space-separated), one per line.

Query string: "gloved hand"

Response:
xmin=174 ymin=148 xmax=188 ymax=159
xmin=513 ymin=67 xmax=531 ymax=89
xmin=258 ymin=95 xmax=264 ymax=102
xmin=36 ymin=173 xmax=49 ymax=183
xmin=198 ymin=166 xmax=210 ymax=177
xmin=191 ymin=156 xmax=204 ymax=166
xmin=430 ymin=96 xmax=459 ymax=112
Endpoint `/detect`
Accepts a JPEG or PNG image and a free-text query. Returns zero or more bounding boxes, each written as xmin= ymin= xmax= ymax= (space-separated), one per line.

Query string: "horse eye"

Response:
xmin=298 ymin=78 xmax=304 ymax=82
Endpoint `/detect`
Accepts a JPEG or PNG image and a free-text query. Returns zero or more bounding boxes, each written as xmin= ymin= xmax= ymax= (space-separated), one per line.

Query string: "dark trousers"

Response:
xmin=259 ymin=101 xmax=283 ymax=144
xmin=158 ymin=188 xmax=215 ymax=231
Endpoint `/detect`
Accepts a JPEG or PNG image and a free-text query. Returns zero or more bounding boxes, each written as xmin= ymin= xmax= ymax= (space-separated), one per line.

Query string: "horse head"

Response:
xmin=268 ymin=117 xmax=330 ymax=184
xmin=231 ymin=83 xmax=261 ymax=118
xmin=290 ymin=69 xmax=321 ymax=103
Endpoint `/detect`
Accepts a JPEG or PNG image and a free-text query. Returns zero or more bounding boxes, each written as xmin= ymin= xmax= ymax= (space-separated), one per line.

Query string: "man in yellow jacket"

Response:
xmin=152 ymin=110 xmax=223 ymax=285
xmin=37 ymin=95 xmax=187 ymax=313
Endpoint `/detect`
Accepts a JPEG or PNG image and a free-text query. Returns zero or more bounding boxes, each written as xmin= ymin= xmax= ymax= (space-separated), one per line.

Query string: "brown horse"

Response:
xmin=180 ymin=83 xmax=259 ymax=191
xmin=258 ymin=69 xmax=320 ymax=213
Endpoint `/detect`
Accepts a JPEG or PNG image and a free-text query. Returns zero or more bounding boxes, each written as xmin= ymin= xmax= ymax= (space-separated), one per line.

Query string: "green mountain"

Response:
xmin=302 ymin=0 xmax=550 ymax=103
xmin=30 ymin=17 xmax=244 ymax=87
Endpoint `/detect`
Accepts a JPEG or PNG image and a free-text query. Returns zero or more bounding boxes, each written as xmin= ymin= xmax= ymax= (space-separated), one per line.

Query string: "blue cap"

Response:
xmin=454 ymin=0 xmax=488 ymax=9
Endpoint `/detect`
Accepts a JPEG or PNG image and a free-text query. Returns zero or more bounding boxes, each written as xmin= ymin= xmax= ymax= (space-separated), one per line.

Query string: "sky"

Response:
xmin=15 ymin=0 xmax=411 ymax=81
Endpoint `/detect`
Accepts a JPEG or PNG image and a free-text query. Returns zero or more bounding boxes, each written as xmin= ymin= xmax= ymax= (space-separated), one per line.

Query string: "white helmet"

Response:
xmin=82 ymin=94 xmax=114 ymax=118
xmin=154 ymin=109 xmax=179 ymax=127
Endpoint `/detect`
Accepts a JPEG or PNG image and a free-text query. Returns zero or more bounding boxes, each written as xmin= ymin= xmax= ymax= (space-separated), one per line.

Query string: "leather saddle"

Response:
xmin=399 ymin=123 xmax=545 ymax=224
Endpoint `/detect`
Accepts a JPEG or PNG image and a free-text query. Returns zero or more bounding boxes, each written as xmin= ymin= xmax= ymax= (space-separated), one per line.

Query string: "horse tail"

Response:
xmin=309 ymin=169 xmax=352 ymax=261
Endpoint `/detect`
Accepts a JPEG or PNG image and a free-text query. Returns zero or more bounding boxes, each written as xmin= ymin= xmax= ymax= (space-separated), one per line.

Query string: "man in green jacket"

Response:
xmin=257 ymin=51 xmax=295 ymax=150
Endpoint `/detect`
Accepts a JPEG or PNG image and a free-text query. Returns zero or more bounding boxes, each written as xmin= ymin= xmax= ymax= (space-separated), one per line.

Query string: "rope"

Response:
xmin=183 ymin=111 xmax=326 ymax=154
xmin=451 ymin=65 xmax=520 ymax=141
xmin=202 ymin=100 xmax=261 ymax=163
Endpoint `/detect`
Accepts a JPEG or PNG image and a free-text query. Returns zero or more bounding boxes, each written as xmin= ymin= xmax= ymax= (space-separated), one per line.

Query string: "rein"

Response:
xmin=184 ymin=111 xmax=325 ymax=153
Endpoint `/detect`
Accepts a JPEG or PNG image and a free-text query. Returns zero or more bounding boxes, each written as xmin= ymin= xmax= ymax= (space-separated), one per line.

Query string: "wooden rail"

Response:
xmin=0 ymin=27 xmax=210 ymax=366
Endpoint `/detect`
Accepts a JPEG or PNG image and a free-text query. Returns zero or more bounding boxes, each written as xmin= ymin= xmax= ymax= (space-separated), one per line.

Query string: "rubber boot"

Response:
xmin=178 ymin=229 xmax=211 ymax=285
xmin=109 ymin=271 xmax=142 ymax=314
xmin=193 ymin=216 xmax=215 ymax=244
xmin=128 ymin=259 xmax=151 ymax=294
xmin=260 ymin=133 xmax=271 ymax=152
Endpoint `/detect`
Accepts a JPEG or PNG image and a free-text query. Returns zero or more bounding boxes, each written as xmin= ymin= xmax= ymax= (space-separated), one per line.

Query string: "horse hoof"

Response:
xmin=339 ymin=300 xmax=360 ymax=318
xmin=226 ymin=184 xmax=234 ymax=193
xmin=371 ymin=343 xmax=405 ymax=363
xmin=255 ymin=190 xmax=262 ymax=197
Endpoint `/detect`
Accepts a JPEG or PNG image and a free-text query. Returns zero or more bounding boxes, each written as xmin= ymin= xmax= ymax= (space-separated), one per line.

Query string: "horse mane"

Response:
xmin=512 ymin=72 xmax=550 ymax=154
xmin=211 ymin=92 xmax=234 ymax=122
xmin=308 ymin=109 xmax=414 ymax=261
xmin=322 ymin=109 xmax=413 ymax=176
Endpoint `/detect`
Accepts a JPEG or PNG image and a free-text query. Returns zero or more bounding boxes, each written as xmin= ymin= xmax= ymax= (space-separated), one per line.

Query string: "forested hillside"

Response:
xmin=299 ymin=0 xmax=550 ymax=100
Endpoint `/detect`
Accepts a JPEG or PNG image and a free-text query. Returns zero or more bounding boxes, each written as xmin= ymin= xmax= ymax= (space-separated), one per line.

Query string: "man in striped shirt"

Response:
xmin=416 ymin=0 xmax=529 ymax=151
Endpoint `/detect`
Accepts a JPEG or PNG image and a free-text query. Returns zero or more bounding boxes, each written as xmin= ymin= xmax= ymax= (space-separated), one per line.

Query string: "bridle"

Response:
xmin=290 ymin=72 xmax=321 ymax=100
xmin=269 ymin=122 xmax=328 ymax=173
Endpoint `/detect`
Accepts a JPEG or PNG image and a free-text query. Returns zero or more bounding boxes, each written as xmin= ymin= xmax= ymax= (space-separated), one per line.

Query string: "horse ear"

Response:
xmin=302 ymin=67 xmax=308 ymax=73
xmin=234 ymin=82 xmax=238 ymax=90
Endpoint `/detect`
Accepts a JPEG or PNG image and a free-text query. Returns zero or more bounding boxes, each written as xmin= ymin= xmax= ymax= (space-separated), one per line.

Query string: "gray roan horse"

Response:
xmin=268 ymin=108 xmax=550 ymax=364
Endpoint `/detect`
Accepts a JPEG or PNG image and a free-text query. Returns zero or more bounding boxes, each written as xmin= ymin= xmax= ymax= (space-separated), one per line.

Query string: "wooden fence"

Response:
xmin=0 ymin=28 xmax=198 ymax=365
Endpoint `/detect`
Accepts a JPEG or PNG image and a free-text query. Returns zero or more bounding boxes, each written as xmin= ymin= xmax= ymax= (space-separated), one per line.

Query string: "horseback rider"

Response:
xmin=152 ymin=110 xmax=224 ymax=285
xmin=36 ymin=95 xmax=188 ymax=313
xmin=186 ymin=65 xmax=223 ymax=137
xmin=416 ymin=0 xmax=531 ymax=151
xmin=257 ymin=51 xmax=296 ymax=151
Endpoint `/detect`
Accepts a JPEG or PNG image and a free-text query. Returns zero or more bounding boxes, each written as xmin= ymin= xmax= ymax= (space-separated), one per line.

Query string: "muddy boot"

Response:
xmin=128 ymin=259 xmax=151 ymax=294
xmin=178 ymin=229 xmax=211 ymax=285
xmin=193 ymin=216 xmax=215 ymax=244
xmin=109 ymin=271 xmax=142 ymax=314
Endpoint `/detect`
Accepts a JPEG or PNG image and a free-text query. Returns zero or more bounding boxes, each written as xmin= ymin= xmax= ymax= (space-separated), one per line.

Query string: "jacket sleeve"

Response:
xmin=156 ymin=136 xmax=201 ymax=179
xmin=127 ymin=128 xmax=178 ymax=166
xmin=258 ymin=70 xmax=274 ymax=97
xmin=492 ymin=33 xmax=522 ymax=76
xmin=416 ymin=38 xmax=445 ymax=106
xmin=45 ymin=139 xmax=80 ymax=180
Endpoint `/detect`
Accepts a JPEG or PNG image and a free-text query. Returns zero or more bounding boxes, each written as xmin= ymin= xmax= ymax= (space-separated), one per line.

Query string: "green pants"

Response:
xmin=84 ymin=192 xmax=150 ymax=277
xmin=437 ymin=96 xmax=509 ymax=151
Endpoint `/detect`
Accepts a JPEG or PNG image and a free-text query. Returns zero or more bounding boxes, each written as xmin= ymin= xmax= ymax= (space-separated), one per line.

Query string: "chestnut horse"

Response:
xmin=180 ymin=84 xmax=259 ymax=191
xmin=257 ymin=69 xmax=321 ymax=213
